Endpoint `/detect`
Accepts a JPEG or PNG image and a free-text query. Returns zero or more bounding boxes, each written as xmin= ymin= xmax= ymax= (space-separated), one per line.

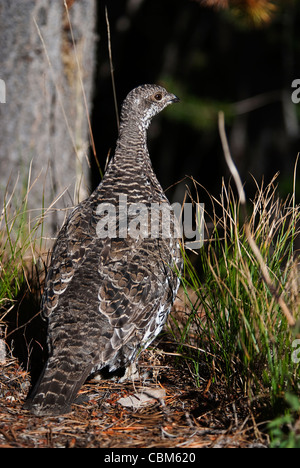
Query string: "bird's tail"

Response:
xmin=24 ymin=357 xmax=92 ymax=416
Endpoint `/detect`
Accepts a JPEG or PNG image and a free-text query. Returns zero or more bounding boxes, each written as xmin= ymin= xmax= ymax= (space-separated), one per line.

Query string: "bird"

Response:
xmin=24 ymin=84 xmax=182 ymax=416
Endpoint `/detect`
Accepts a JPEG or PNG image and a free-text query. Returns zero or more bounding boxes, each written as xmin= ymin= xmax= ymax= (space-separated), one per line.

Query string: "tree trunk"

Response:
xmin=0 ymin=0 xmax=97 ymax=236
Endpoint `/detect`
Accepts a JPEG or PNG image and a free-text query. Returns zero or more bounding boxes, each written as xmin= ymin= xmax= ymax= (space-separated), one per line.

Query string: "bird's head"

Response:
xmin=120 ymin=84 xmax=179 ymax=130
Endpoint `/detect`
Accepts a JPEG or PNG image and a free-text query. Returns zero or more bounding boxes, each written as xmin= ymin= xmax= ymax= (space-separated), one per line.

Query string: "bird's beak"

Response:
xmin=169 ymin=94 xmax=180 ymax=103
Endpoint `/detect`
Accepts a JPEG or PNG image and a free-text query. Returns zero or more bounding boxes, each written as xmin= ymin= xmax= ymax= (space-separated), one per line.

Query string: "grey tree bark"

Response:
xmin=0 ymin=0 xmax=97 ymax=236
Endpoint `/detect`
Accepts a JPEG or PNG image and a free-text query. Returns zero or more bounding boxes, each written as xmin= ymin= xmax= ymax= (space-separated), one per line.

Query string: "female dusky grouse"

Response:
xmin=24 ymin=84 xmax=182 ymax=416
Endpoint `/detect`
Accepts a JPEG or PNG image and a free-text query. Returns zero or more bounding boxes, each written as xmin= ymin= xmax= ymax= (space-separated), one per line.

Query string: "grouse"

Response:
xmin=24 ymin=84 xmax=182 ymax=416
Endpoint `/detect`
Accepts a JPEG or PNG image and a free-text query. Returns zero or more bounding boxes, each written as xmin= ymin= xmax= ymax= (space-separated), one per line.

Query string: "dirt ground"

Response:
xmin=0 ymin=340 xmax=269 ymax=449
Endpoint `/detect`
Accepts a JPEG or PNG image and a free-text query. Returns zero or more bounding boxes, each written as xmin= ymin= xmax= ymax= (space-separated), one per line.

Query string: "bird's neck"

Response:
xmin=114 ymin=116 xmax=150 ymax=163
xmin=92 ymin=116 xmax=166 ymax=205
xmin=98 ymin=116 xmax=163 ymax=198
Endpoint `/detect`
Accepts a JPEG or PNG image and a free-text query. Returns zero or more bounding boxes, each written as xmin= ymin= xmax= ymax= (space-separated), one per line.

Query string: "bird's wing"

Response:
xmin=44 ymin=230 xmax=178 ymax=371
xmin=43 ymin=200 xmax=180 ymax=338
xmin=42 ymin=201 xmax=100 ymax=318
xmin=96 ymin=236 xmax=179 ymax=368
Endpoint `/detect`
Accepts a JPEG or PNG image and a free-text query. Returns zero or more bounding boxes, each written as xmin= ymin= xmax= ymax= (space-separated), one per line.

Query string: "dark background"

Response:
xmin=90 ymin=0 xmax=300 ymax=210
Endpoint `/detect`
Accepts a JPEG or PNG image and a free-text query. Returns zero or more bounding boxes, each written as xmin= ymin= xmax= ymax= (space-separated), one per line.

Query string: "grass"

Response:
xmin=0 ymin=168 xmax=46 ymax=334
xmin=169 ymin=172 xmax=300 ymax=444
xmin=268 ymin=392 xmax=300 ymax=447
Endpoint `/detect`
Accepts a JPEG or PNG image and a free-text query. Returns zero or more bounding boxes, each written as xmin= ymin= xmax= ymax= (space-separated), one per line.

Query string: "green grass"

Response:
xmin=0 ymin=171 xmax=45 ymax=328
xmin=268 ymin=393 xmax=300 ymax=447
xmin=170 ymin=174 xmax=299 ymax=442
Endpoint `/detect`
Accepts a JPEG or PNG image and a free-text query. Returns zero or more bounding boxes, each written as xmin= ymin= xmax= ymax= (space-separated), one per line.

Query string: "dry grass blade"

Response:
xmin=32 ymin=16 xmax=78 ymax=163
xmin=63 ymin=0 xmax=98 ymax=172
xmin=218 ymin=111 xmax=296 ymax=327
xmin=105 ymin=6 xmax=119 ymax=131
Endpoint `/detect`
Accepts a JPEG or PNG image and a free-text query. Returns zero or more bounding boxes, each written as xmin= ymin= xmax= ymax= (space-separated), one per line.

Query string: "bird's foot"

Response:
xmin=119 ymin=362 xmax=140 ymax=382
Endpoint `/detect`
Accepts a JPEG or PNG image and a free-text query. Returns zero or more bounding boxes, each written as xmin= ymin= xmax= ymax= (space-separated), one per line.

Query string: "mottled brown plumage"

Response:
xmin=24 ymin=84 xmax=182 ymax=416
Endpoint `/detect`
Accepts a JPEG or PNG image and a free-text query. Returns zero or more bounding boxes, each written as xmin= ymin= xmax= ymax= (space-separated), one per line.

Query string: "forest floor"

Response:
xmin=0 ymin=339 xmax=269 ymax=449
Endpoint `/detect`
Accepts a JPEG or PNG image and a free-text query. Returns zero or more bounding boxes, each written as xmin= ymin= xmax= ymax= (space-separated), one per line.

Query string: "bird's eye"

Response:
xmin=154 ymin=93 xmax=163 ymax=101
